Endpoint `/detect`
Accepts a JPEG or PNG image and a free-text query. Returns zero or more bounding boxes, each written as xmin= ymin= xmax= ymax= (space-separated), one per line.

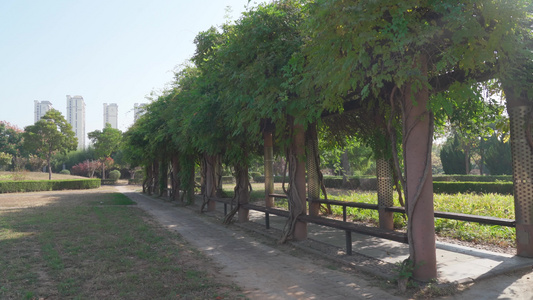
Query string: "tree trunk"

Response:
xmin=142 ymin=165 xmax=148 ymax=193
xmin=171 ymin=154 xmax=180 ymax=201
xmin=47 ymin=155 xmax=52 ymax=180
xmin=143 ymin=164 xmax=154 ymax=195
xmin=403 ymin=53 xmax=437 ymax=281
xmin=204 ymin=154 xmax=218 ymax=211
xmin=280 ymin=121 xmax=307 ymax=243
xmin=159 ymin=158 xmax=169 ymax=197
xmin=503 ymin=82 xmax=533 ymax=257
xmin=215 ymin=155 xmax=223 ymax=198
xmin=292 ymin=123 xmax=307 ymax=240
xmin=179 ymin=154 xmax=195 ymax=204
xmin=152 ymin=160 xmax=160 ymax=195
xmin=101 ymin=159 xmax=106 ymax=180
xmin=264 ymin=129 xmax=275 ymax=208
xmin=236 ymin=160 xmax=250 ymax=223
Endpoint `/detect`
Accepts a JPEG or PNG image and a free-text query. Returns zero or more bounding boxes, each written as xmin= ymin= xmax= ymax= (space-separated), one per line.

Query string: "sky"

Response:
xmin=0 ymin=0 xmax=252 ymax=142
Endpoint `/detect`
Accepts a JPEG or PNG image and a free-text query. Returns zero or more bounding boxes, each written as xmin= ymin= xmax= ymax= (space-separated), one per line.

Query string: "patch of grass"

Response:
xmin=239 ymin=181 xmax=516 ymax=247
xmin=0 ymin=190 xmax=243 ymax=299
xmin=329 ymin=191 xmax=516 ymax=246
xmin=90 ymin=192 xmax=136 ymax=205
xmin=0 ymin=171 xmax=87 ymax=181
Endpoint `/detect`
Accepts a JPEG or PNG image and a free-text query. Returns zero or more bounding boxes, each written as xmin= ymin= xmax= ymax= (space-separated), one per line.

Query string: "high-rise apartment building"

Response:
xmin=66 ymin=95 xmax=86 ymax=149
xmin=34 ymin=100 xmax=53 ymax=123
xmin=103 ymin=103 xmax=118 ymax=129
xmin=134 ymin=103 xmax=147 ymax=122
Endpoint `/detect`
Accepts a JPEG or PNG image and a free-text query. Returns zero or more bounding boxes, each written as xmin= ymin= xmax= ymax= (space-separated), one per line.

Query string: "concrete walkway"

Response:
xmin=117 ymin=186 xmax=402 ymax=299
xmin=117 ymin=186 xmax=533 ymax=299
xmin=246 ymin=211 xmax=533 ymax=284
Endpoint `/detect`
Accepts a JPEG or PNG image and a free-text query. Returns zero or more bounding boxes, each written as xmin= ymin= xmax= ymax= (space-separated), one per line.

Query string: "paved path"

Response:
xmin=117 ymin=186 xmax=402 ymax=299
xmin=118 ymin=186 xmax=533 ymax=299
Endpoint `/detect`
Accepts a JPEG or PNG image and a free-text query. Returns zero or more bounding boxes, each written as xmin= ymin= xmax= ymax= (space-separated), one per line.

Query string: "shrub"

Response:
xmin=128 ymin=178 xmax=143 ymax=185
xmin=221 ymin=176 xmax=234 ymax=184
xmin=250 ymin=172 xmax=261 ymax=182
xmin=433 ymin=181 xmax=513 ymax=195
xmin=109 ymin=170 xmax=121 ymax=180
xmin=253 ymin=175 xmax=286 ymax=183
xmin=484 ymin=135 xmax=513 ymax=175
xmin=0 ymin=179 xmax=101 ymax=193
xmin=59 ymin=169 xmax=71 ymax=175
xmin=440 ymin=135 xmax=468 ymax=175
xmin=101 ymin=179 xmax=117 ymax=185
xmin=322 ymin=176 xmax=362 ymax=189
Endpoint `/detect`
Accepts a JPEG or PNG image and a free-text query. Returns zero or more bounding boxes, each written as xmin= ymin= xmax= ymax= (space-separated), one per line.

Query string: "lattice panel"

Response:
xmin=509 ymin=106 xmax=533 ymax=225
xmin=306 ymin=137 xmax=320 ymax=199
xmin=377 ymin=158 xmax=394 ymax=208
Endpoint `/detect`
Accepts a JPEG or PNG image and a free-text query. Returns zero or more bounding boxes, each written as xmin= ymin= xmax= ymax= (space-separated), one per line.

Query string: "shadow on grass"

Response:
xmin=0 ymin=188 xmax=244 ymax=300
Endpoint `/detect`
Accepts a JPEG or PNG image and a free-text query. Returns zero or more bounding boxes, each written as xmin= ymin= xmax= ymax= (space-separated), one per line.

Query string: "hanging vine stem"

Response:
xmin=223 ymin=163 xmax=252 ymax=224
xmin=307 ymin=125 xmax=331 ymax=214
xmin=200 ymin=154 xmax=215 ymax=213
xmin=318 ymin=163 xmax=331 ymax=214
xmin=215 ymin=155 xmax=224 ymax=198
xmin=279 ymin=142 xmax=305 ymax=244
xmin=282 ymin=148 xmax=289 ymax=195
xmin=406 ymin=111 xmax=435 ymax=262
xmin=387 ymin=86 xmax=406 ymax=207
xmin=526 ymin=108 xmax=533 ymax=154
xmin=313 ymin=147 xmax=331 ymax=214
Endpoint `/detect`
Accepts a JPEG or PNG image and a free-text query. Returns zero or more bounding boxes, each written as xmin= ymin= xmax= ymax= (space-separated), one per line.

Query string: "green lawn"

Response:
xmin=0 ymin=191 xmax=244 ymax=299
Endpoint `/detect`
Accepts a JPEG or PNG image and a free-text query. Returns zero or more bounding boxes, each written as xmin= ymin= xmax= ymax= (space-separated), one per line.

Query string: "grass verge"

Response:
xmin=0 ymin=190 xmax=244 ymax=299
xmin=329 ymin=191 xmax=516 ymax=247
xmin=226 ymin=183 xmax=516 ymax=248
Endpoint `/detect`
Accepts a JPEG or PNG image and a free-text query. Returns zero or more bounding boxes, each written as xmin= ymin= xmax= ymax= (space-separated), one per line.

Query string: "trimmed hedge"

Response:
xmin=432 ymin=175 xmax=512 ymax=182
xmin=433 ymin=181 xmax=513 ymax=195
xmin=221 ymin=176 xmax=235 ymax=184
xmin=128 ymin=178 xmax=143 ymax=185
xmin=254 ymin=175 xmax=377 ymax=190
xmin=250 ymin=172 xmax=261 ymax=182
xmin=252 ymin=175 xmax=287 ymax=183
xmin=250 ymin=174 xmax=514 ymax=194
xmin=101 ymin=179 xmax=117 ymax=185
xmin=0 ymin=179 xmax=101 ymax=193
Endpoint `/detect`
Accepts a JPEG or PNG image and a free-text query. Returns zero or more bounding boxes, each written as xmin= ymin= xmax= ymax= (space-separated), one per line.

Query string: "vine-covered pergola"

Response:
xmin=123 ymin=0 xmax=533 ymax=282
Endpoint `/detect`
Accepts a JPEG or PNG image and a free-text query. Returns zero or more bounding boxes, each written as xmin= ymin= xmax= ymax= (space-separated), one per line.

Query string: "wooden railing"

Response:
xmin=209 ymin=193 xmax=515 ymax=255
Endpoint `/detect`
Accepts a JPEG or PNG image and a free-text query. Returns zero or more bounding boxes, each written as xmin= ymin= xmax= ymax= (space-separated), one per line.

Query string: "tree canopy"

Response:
xmin=121 ymin=0 xmax=533 ymax=280
xmin=23 ymin=109 xmax=77 ymax=180
xmin=88 ymin=124 xmax=122 ymax=179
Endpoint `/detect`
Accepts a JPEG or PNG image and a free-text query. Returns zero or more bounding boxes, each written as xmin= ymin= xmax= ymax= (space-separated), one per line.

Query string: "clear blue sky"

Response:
xmin=0 ymin=0 xmax=251 ymax=138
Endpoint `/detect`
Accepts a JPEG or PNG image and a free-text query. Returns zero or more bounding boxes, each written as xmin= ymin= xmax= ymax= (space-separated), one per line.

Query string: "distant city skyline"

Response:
xmin=0 ymin=1 xmax=251 ymax=137
xmin=134 ymin=103 xmax=147 ymax=122
xmin=66 ymin=95 xmax=86 ymax=149
xmin=32 ymin=98 xmax=143 ymax=148
xmin=103 ymin=103 xmax=118 ymax=129
xmin=34 ymin=100 xmax=53 ymax=123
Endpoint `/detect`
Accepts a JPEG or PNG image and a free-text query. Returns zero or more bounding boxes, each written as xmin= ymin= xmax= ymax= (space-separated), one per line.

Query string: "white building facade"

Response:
xmin=103 ymin=103 xmax=118 ymax=129
xmin=66 ymin=95 xmax=86 ymax=149
xmin=34 ymin=100 xmax=53 ymax=123
xmin=134 ymin=103 xmax=147 ymax=122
